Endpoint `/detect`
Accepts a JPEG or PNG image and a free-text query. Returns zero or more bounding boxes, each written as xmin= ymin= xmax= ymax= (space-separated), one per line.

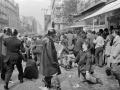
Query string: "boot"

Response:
xmin=20 ymin=79 xmax=24 ymax=83
xmin=4 ymin=83 xmax=9 ymax=90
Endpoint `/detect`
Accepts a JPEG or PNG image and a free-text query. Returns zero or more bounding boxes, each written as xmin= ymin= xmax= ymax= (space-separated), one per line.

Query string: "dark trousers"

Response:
xmin=1 ymin=55 xmax=6 ymax=80
xmin=5 ymin=60 xmax=23 ymax=84
xmin=95 ymin=47 xmax=103 ymax=67
xmin=44 ymin=76 xmax=53 ymax=88
xmin=16 ymin=61 xmax=23 ymax=81
xmin=0 ymin=55 xmax=2 ymax=72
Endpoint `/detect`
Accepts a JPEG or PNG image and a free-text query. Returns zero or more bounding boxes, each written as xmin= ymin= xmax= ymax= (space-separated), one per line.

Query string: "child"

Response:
xmin=75 ymin=40 xmax=102 ymax=84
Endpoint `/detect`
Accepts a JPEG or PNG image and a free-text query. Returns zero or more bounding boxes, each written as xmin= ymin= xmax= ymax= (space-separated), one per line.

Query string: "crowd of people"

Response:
xmin=59 ymin=26 xmax=120 ymax=86
xmin=0 ymin=26 xmax=120 ymax=90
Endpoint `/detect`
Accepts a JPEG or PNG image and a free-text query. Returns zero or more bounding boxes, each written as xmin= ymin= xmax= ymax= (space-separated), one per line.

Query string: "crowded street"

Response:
xmin=1 ymin=0 xmax=120 ymax=90
xmin=0 ymin=64 xmax=120 ymax=90
xmin=0 ymin=63 xmax=120 ymax=90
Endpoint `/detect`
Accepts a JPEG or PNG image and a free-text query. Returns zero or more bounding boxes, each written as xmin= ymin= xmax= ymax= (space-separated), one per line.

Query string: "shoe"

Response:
xmin=9 ymin=79 xmax=14 ymax=83
xmin=4 ymin=85 xmax=9 ymax=90
xmin=1 ymin=78 xmax=5 ymax=81
xmin=20 ymin=80 xmax=24 ymax=83
xmin=1 ymin=75 xmax=5 ymax=81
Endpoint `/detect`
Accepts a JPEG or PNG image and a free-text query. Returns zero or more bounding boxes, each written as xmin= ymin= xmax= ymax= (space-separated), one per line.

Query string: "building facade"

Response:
xmin=0 ymin=0 xmax=20 ymax=30
xmin=51 ymin=0 xmax=67 ymax=31
xmin=44 ymin=14 xmax=51 ymax=32
xmin=73 ymin=0 xmax=120 ymax=32
xmin=20 ymin=16 xmax=38 ymax=34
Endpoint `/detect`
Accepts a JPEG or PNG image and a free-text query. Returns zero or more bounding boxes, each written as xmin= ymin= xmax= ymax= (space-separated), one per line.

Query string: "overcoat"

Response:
xmin=4 ymin=36 xmax=25 ymax=64
xmin=108 ymin=35 xmax=120 ymax=64
xmin=75 ymin=50 xmax=92 ymax=76
xmin=39 ymin=36 xmax=61 ymax=76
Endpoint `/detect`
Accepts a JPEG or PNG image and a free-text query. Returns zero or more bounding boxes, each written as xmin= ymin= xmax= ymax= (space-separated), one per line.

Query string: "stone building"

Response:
xmin=51 ymin=0 xmax=67 ymax=31
xmin=20 ymin=16 xmax=37 ymax=34
xmin=0 ymin=0 xmax=20 ymax=30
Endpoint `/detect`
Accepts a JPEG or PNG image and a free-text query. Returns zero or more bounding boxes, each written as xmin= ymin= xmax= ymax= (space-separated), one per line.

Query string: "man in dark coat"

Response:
xmin=3 ymin=29 xmax=25 ymax=90
xmin=40 ymin=29 xmax=61 ymax=88
xmin=73 ymin=31 xmax=86 ymax=57
xmin=1 ymin=28 xmax=12 ymax=81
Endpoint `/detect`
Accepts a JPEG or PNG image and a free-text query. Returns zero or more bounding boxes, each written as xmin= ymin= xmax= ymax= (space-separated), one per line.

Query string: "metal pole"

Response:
xmin=93 ymin=18 xmax=95 ymax=31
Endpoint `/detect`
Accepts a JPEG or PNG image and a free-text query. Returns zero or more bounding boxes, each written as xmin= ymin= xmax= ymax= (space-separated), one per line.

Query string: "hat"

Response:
xmin=47 ymin=28 xmax=56 ymax=35
xmin=12 ymin=29 xmax=18 ymax=36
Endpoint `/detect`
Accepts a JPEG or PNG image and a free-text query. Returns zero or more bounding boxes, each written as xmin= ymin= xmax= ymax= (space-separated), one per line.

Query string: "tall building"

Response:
xmin=0 ymin=0 xmax=20 ymax=30
xmin=20 ymin=16 xmax=37 ymax=34
xmin=51 ymin=0 xmax=66 ymax=31
xmin=44 ymin=14 xmax=51 ymax=32
xmin=72 ymin=0 xmax=120 ymax=32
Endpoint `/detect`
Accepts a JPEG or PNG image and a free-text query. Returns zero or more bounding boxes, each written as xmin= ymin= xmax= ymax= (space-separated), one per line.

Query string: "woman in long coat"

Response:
xmin=39 ymin=29 xmax=61 ymax=88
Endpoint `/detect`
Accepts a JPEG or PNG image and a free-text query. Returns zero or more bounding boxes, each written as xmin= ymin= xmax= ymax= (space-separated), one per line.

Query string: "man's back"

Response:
xmin=4 ymin=36 xmax=22 ymax=53
xmin=74 ymin=37 xmax=84 ymax=52
xmin=2 ymin=34 xmax=10 ymax=56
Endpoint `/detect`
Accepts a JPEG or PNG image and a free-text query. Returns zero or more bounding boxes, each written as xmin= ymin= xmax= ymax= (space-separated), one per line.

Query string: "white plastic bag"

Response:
xmin=54 ymin=43 xmax=64 ymax=58
xmin=85 ymin=71 xmax=98 ymax=83
xmin=39 ymin=86 xmax=49 ymax=90
xmin=86 ymin=71 xmax=91 ymax=80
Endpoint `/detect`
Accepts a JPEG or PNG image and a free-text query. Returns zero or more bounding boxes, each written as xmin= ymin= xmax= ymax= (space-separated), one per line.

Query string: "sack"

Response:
xmin=85 ymin=71 xmax=98 ymax=83
xmin=24 ymin=60 xmax=39 ymax=79
xmin=39 ymin=87 xmax=49 ymax=90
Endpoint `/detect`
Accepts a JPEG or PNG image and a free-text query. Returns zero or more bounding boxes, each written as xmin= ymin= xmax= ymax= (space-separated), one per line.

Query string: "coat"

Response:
xmin=2 ymin=34 xmax=10 ymax=56
xmin=74 ymin=37 xmax=84 ymax=52
xmin=108 ymin=35 xmax=120 ymax=64
xmin=75 ymin=50 xmax=92 ymax=74
xmin=4 ymin=36 xmax=25 ymax=64
xmin=39 ymin=36 xmax=61 ymax=77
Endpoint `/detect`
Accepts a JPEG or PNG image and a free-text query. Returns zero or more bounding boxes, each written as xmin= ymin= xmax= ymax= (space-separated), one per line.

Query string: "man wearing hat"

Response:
xmin=3 ymin=29 xmax=25 ymax=90
xmin=39 ymin=29 xmax=61 ymax=89
xmin=1 ymin=28 xmax=12 ymax=81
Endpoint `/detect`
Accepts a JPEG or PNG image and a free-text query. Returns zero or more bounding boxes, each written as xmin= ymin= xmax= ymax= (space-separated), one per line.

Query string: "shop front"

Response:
xmin=107 ymin=8 xmax=120 ymax=29
xmin=79 ymin=0 xmax=120 ymax=31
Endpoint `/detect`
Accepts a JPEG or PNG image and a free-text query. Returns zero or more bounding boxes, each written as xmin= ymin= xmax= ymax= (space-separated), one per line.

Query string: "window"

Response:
xmin=99 ymin=14 xmax=105 ymax=25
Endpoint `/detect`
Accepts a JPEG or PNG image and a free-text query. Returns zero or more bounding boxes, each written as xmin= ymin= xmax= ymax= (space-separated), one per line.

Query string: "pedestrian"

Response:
xmin=93 ymin=29 xmax=104 ymax=67
xmin=75 ymin=39 xmax=93 ymax=78
xmin=87 ymin=30 xmax=96 ymax=64
xmin=0 ymin=29 xmax=3 ymax=72
xmin=1 ymin=28 xmax=12 ymax=81
xmin=107 ymin=29 xmax=120 ymax=66
xmin=104 ymin=28 xmax=113 ymax=66
xmin=73 ymin=31 xmax=86 ymax=57
xmin=75 ymin=40 xmax=102 ymax=84
xmin=39 ymin=29 xmax=61 ymax=89
xmin=3 ymin=29 xmax=25 ymax=90
xmin=106 ymin=29 xmax=120 ymax=86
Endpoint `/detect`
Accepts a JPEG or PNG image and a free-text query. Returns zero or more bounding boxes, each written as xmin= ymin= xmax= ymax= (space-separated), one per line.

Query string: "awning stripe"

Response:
xmin=80 ymin=0 xmax=120 ymax=21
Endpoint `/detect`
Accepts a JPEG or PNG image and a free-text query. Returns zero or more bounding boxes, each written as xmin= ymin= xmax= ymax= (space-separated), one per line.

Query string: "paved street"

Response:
xmin=0 ymin=65 xmax=120 ymax=90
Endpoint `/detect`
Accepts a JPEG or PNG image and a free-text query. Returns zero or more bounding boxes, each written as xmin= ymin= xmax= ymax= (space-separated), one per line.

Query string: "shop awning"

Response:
xmin=81 ymin=0 xmax=120 ymax=20
xmin=70 ymin=25 xmax=85 ymax=28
